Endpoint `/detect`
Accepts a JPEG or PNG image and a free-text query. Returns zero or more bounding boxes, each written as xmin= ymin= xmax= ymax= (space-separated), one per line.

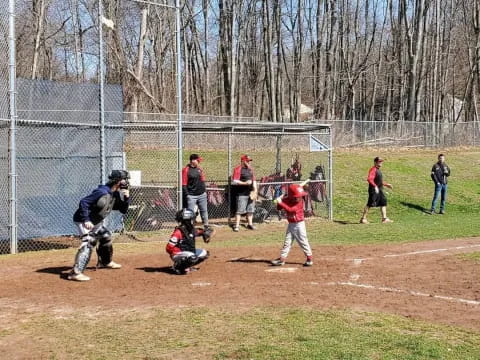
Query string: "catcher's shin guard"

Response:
xmin=73 ymin=234 xmax=96 ymax=274
xmin=96 ymin=227 xmax=113 ymax=266
xmin=173 ymin=254 xmax=198 ymax=274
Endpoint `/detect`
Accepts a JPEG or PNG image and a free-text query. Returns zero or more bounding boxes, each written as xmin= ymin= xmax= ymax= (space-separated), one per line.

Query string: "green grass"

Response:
xmin=127 ymin=147 xmax=480 ymax=247
xmin=5 ymin=308 xmax=480 ymax=360
xmin=459 ymin=251 xmax=480 ymax=263
xmin=6 ymin=148 xmax=480 ymax=359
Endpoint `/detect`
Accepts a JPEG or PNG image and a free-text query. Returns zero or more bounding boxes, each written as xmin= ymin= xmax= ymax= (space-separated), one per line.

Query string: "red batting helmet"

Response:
xmin=288 ymin=184 xmax=307 ymax=198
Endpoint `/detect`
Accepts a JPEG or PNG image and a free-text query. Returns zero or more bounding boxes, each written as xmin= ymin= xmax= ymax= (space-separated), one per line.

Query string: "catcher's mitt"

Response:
xmin=202 ymin=227 xmax=215 ymax=243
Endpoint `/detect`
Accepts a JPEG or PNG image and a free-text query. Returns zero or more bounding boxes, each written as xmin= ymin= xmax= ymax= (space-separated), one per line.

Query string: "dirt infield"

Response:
xmin=1 ymin=236 xmax=479 ymax=334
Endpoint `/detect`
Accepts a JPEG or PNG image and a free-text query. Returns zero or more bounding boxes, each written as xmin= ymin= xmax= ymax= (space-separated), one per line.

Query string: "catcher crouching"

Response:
xmin=166 ymin=208 xmax=214 ymax=275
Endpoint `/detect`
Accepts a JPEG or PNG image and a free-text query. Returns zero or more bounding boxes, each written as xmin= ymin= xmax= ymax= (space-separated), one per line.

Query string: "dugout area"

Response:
xmin=123 ymin=121 xmax=333 ymax=233
xmin=1 ymin=119 xmax=332 ymax=253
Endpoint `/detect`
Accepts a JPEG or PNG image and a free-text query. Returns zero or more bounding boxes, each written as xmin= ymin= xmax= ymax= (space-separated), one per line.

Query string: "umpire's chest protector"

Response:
xmin=91 ymin=193 xmax=116 ymax=224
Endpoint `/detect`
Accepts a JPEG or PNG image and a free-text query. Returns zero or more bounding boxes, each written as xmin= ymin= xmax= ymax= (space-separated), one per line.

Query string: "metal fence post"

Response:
xmin=98 ymin=0 xmax=106 ymax=184
xmin=8 ymin=0 xmax=17 ymax=254
xmin=175 ymin=0 xmax=183 ymax=210
xmin=328 ymin=128 xmax=333 ymax=220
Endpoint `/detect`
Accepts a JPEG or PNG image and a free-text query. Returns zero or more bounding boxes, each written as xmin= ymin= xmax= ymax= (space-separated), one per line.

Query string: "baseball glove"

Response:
xmin=202 ymin=227 xmax=215 ymax=243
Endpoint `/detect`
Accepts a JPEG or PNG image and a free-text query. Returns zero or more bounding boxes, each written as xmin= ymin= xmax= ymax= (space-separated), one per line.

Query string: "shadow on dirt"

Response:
xmin=137 ymin=266 xmax=175 ymax=274
xmin=36 ymin=266 xmax=76 ymax=280
xmin=228 ymin=257 xmax=275 ymax=264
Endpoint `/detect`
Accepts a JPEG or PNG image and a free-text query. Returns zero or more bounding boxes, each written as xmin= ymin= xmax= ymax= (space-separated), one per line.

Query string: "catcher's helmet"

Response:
xmin=108 ymin=170 xmax=129 ymax=182
xmin=175 ymin=208 xmax=195 ymax=224
xmin=288 ymin=184 xmax=308 ymax=198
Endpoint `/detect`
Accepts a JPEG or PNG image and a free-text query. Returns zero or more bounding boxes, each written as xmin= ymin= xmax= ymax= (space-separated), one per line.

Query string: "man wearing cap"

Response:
xmin=231 ymin=154 xmax=256 ymax=231
xmin=360 ymin=157 xmax=393 ymax=224
xmin=430 ymin=153 xmax=450 ymax=215
xmin=182 ymin=154 xmax=209 ymax=229
xmin=68 ymin=170 xmax=131 ymax=281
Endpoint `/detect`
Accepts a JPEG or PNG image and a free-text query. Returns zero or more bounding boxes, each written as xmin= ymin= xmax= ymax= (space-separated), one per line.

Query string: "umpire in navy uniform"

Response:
xmin=68 ymin=170 xmax=130 ymax=281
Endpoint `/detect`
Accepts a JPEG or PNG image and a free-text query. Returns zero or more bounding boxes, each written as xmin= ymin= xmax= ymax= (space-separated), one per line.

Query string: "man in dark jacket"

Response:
xmin=68 ymin=170 xmax=130 ymax=281
xmin=430 ymin=154 xmax=450 ymax=215
xmin=182 ymin=153 xmax=209 ymax=229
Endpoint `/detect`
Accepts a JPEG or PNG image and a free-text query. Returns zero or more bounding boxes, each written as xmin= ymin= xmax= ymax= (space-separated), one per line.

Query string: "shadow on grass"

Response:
xmin=333 ymin=219 xmax=359 ymax=225
xmin=137 ymin=266 xmax=175 ymax=274
xmin=400 ymin=201 xmax=431 ymax=214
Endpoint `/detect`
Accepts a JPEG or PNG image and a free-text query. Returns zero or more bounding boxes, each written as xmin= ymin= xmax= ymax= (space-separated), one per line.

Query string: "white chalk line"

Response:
xmin=265 ymin=267 xmax=298 ymax=273
xmin=348 ymin=244 xmax=480 ymax=264
xmin=335 ymin=281 xmax=480 ymax=306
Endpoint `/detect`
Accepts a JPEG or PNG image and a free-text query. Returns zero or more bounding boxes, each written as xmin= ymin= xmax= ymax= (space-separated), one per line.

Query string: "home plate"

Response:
xmin=192 ymin=282 xmax=211 ymax=286
xmin=265 ymin=267 xmax=298 ymax=273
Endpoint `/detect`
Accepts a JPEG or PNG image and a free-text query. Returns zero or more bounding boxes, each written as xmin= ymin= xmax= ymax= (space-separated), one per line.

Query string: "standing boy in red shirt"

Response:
xmin=271 ymin=183 xmax=313 ymax=267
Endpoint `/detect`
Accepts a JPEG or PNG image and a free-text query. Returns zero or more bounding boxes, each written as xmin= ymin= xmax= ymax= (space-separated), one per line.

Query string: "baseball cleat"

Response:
xmin=99 ymin=261 xmax=122 ymax=269
xmin=271 ymin=258 xmax=285 ymax=266
xmin=67 ymin=273 xmax=90 ymax=281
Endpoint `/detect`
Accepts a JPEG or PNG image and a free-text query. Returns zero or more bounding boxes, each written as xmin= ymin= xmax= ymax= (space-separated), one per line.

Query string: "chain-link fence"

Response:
xmin=123 ymin=124 xmax=332 ymax=233
xmin=330 ymin=119 xmax=480 ymax=147
xmin=0 ymin=1 xmax=10 ymax=254
xmin=1 ymin=110 xmax=333 ymax=253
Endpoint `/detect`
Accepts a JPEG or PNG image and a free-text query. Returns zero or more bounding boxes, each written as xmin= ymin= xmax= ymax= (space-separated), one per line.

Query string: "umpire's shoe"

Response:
xmin=99 ymin=261 xmax=122 ymax=269
xmin=67 ymin=272 xmax=91 ymax=281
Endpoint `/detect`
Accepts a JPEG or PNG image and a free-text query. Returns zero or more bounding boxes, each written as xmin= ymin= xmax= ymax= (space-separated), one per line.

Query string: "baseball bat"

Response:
xmin=300 ymin=179 xmax=311 ymax=187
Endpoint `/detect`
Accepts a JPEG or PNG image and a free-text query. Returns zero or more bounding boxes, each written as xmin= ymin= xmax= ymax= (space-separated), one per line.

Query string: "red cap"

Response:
xmin=241 ymin=154 xmax=253 ymax=162
xmin=288 ymin=184 xmax=308 ymax=198
xmin=190 ymin=154 xmax=203 ymax=162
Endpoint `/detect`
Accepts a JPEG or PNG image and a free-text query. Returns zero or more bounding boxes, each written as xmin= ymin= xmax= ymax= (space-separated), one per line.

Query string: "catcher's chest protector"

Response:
xmin=178 ymin=226 xmax=196 ymax=252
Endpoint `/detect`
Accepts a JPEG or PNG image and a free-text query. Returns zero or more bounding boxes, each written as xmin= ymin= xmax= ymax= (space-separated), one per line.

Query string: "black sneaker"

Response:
xmin=246 ymin=224 xmax=256 ymax=230
xmin=439 ymin=210 xmax=445 ymax=214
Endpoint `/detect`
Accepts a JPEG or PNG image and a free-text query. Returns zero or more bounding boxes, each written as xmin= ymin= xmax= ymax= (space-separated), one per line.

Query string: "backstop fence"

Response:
xmin=0 ymin=116 xmax=333 ymax=254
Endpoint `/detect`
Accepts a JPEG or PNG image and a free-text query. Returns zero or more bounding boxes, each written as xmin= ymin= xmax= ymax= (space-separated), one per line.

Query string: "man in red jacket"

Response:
xmin=360 ymin=157 xmax=393 ymax=224
xmin=270 ymin=183 xmax=313 ymax=267
xmin=231 ymin=154 xmax=256 ymax=232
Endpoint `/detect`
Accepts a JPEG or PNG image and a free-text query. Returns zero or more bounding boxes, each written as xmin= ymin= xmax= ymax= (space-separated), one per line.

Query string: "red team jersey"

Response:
xmin=277 ymin=197 xmax=305 ymax=223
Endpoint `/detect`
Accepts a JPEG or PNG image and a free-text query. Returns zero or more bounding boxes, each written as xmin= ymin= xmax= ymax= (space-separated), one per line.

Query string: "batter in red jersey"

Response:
xmin=360 ymin=157 xmax=393 ymax=224
xmin=271 ymin=183 xmax=313 ymax=267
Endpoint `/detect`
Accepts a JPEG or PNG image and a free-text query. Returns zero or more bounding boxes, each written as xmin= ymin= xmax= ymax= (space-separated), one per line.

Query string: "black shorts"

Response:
xmin=367 ymin=188 xmax=387 ymax=207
